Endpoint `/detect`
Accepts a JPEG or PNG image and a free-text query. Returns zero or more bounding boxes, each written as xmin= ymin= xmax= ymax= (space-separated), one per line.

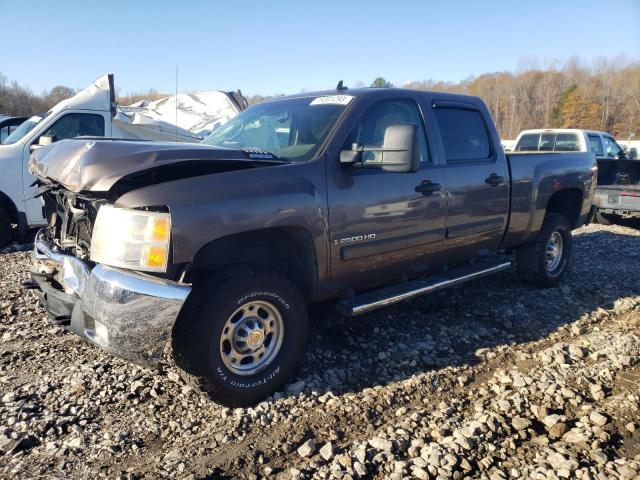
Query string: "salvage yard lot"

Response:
xmin=1 ymin=223 xmax=639 ymax=479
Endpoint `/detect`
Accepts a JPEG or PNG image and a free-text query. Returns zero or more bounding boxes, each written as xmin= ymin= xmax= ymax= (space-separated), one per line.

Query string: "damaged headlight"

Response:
xmin=90 ymin=205 xmax=171 ymax=273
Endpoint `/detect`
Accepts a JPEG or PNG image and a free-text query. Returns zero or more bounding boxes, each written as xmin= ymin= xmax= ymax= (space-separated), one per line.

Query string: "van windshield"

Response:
xmin=2 ymin=113 xmax=49 ymax=145
xmin=201 ymin=96 xmax=351 ymax=162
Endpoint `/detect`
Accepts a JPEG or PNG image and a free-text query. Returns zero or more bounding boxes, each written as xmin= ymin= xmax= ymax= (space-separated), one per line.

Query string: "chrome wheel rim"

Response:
xmin=545 ymin=231 xmax=563 ymax=272
xmin=219 ymin=300 xmax=284 ymax=376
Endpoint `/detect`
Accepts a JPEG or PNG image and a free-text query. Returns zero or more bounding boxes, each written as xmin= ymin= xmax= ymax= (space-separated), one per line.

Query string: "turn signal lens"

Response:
xmin=144 ymin=246 xmax=168 ymax=269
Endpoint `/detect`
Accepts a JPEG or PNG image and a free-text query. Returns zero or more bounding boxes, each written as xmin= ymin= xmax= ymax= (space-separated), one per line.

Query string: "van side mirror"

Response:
xmin=339 ymin=123 xmax=419 ymax=173
xmin=30 ymin=134 xmax=54 ymax=152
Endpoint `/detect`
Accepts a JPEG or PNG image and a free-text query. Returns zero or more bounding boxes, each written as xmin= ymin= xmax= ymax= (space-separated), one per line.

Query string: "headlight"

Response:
xmin=90 ymin=205 xmax=171 ymax=272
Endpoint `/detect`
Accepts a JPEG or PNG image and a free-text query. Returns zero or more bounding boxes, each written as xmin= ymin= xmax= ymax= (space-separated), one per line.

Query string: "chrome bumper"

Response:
xmin=31 ymin=232 xmax=191 ymax=367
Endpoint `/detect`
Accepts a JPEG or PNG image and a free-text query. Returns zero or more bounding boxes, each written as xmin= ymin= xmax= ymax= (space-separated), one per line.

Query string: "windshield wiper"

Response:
xmin=241 ymin=148 xmax=289 ymax=163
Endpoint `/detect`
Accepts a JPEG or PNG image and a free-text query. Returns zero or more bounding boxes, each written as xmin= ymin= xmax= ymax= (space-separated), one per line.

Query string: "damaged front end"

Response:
xmin=29 ymin=185 xmax=191 ymax=367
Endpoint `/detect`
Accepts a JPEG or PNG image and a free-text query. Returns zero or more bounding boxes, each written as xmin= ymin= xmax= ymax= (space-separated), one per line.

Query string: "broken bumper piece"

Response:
xmin=30 ymin=233 xmax=191 ymax=367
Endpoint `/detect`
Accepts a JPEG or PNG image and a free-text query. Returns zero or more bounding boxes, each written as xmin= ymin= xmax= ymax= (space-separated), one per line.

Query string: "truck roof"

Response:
xmin=517 ymin=128 xmax=613 ymax=137
xmin=263 ymin=87 xmax=483 ymax=104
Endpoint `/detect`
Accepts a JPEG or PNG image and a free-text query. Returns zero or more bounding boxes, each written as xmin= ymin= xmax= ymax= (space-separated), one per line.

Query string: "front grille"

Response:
xmin=43 ymin=189 xmax=103 ymax=260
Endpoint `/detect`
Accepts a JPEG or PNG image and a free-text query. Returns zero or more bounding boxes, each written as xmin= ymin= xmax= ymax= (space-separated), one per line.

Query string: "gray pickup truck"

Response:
xmin=27 ymin=87 xmax=597 ymax=406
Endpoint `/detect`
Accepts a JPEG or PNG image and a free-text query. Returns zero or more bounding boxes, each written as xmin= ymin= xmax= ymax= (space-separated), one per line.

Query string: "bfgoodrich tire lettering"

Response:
xmin=172 ymin=267 xmax=308 ymax=407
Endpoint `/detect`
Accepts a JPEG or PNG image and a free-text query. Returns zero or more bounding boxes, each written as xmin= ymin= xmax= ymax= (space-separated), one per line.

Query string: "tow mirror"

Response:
xmin=339 ymin=123 xmax=419 ymax=173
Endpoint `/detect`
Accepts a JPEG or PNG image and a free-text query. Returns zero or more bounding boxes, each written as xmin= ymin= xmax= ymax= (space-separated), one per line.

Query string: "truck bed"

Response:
xmin=503 ymin=151 xmax=597 ymax=248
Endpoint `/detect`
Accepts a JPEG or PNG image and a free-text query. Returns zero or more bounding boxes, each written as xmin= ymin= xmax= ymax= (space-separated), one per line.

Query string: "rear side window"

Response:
xmin=554 ymin=133 xmax=580 ymax=151
xmin=434 ymin=107 xmax=491 ymax=161
xmin=588 ymin=134 xmax=604 ymax=156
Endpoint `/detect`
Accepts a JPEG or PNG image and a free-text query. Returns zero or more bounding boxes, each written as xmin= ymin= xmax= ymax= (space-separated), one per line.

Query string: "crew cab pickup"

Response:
xmin=28 ymin=88 xmax=597 ymax=406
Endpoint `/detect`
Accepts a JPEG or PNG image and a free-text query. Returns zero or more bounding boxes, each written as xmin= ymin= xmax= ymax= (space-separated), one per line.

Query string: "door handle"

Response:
xmin=485 ymin=174 xmax=504 ymax=186
xmin=415 ymin=181 xmax=442 ymax=196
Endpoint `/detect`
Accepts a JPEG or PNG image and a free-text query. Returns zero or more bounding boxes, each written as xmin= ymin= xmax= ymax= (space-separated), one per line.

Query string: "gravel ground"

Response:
xmin=0 ymin=223 xmax=639 ymax=480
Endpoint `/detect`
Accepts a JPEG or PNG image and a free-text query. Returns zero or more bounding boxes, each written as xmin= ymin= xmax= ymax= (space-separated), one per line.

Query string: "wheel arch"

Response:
xmin=184 ymin=226 xmax=318 ymax=302
xmin=545 ymin=188 xmax=583 ymax=229
xmin=0 ymin=190 xmax=19 ymax=224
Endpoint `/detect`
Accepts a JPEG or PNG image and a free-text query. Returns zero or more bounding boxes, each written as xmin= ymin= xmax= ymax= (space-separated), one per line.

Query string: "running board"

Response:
xmin=336 ymin=259 xmax=512 ymax=317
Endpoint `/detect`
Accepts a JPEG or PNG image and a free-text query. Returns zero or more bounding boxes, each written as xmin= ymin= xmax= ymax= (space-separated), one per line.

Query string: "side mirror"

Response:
xmin=339 ymin=123 xmax=419 ymax=173
xmin=30 ymin=134 xmax=54 ymax=152
xmin=377 ymin=123 xmax=419 ymax=173
xmin=629 ymin=148 xmax=638 ymax=160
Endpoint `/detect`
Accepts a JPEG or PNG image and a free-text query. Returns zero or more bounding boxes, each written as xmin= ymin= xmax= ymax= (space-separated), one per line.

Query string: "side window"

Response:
xmin=554 ymin=133 xmax=580 ymax=151
xmin=588 ymin=134 xmax=604 ymax=156
xmin=348 ymin=99 xmax=430 ymax=164
xmin=515 ymin=133 xmax=540 ymax=151
xmin=602 ymin=136 xmax=622 ymax=158
xmin=433 ymin=107 xmax=491 ymax=162
xmin=42 ymin=113 xmax=105 ymax=143
xmin=0 ymin=126 xmax=8 ymax=143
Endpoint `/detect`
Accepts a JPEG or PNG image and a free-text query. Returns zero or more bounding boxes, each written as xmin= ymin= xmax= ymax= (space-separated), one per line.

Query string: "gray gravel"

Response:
xmin=1 ymin=222 xmax=639 ymax=479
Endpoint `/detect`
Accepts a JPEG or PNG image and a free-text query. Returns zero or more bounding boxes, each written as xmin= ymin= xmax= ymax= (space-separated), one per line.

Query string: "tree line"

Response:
xmin=403 ymin=57 xmax=640 ymax=140
xmin=2 ymin=57 xmax=639 ymax=140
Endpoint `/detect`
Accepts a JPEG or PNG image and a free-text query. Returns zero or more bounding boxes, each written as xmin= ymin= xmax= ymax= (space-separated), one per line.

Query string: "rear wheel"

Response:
xmin=517 ymin=212 xmax=572 ymax=287
xmin=0 ymin=206 xmax=12 ymax=247
xmin=172 ymin=267 xmax=308 ymax=407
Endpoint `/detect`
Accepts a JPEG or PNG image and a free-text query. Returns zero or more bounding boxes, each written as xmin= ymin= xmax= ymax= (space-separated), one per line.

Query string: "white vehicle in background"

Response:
xmin=513 ymin=128 xmax=638 ymax=224
xmin=512 ymin=128 xmax=626 ymax=157
xmin=0 ymin=75 xmax=246 ymax=245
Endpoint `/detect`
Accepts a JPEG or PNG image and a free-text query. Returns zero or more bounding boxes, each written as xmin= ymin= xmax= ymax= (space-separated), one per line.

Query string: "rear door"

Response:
xmin=326 ymin=95 xmax=447 ymax=291
xmin=430 ymin=101 xmax=509 ymax=258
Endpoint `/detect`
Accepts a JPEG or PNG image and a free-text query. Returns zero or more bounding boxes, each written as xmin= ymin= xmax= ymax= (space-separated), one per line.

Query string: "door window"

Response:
xmin=602 ymin=136 xmax=622 ymax=158
xmin=588 ymin=134 xmax=604 ymax=156
xmin=40 ymin=113 xmax=105 ymax=143
xmin=347 ymin=99 xmax=430 ymax=164
xmin=433 ymin=107 xmax=491 ymax=162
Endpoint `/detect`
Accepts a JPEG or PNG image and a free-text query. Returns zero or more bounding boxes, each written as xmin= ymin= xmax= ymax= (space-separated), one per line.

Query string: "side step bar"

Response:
xmin=336 ymin=259 xmax=512 ymax=317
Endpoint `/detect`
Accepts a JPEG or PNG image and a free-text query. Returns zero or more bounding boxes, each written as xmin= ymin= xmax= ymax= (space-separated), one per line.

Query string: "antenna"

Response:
xmin=336 ymin=80 xmax=347 ymax=91
xmin=175 ymin=66 xmax=178 ymax=143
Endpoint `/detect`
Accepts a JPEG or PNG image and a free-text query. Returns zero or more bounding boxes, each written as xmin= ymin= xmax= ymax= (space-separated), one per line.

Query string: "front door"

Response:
xmin=327 ymin=97 xmax=447 ymax=291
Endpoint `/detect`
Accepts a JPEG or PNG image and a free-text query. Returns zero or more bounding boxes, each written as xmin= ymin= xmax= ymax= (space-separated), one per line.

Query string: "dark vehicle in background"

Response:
xmin=0 ymin=116 xmax=27 ymax=144
xmin=28 ymin=87 xmax=596 ymax=406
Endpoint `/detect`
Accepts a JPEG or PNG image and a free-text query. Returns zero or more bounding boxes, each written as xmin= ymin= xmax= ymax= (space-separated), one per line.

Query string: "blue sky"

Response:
xmin=1 ymin=0 xmax=639 ymax=96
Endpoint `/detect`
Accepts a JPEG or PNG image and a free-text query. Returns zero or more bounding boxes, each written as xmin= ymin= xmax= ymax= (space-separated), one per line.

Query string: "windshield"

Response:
xmin=201 ymin=96 xmax=352 ymax=162
xmin=2 ymin=113 xmax=49 ymax=145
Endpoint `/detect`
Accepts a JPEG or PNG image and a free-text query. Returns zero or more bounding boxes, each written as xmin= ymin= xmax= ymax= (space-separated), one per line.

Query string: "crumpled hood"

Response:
xmin=29 ymin=138 xmax=257 ymax=192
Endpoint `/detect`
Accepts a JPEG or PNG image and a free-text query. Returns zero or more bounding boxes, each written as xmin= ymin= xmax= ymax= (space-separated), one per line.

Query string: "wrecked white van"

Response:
xmin=0 ymin=74 xmax=246 ymax=244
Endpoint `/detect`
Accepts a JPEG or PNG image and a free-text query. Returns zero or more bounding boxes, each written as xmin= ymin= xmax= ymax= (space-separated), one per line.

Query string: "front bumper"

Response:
xmin=31 ymin=233 xmax=191 ymax=367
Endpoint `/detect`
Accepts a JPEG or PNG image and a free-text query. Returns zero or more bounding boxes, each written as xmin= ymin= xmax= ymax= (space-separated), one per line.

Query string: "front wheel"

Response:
xmin=517 ymin=212 xmax=572 ymax=287
xmin=172 ymin=267 xmax=309 ymax=407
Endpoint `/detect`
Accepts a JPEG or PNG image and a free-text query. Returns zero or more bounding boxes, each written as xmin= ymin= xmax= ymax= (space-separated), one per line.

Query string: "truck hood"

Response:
xmin=29 ymin=138 xmax=283 ymax=193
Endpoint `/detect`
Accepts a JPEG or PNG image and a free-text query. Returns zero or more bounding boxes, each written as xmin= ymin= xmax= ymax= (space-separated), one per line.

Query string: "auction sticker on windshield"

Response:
xmin=310 ymin=95 xmax=354 ymax=106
